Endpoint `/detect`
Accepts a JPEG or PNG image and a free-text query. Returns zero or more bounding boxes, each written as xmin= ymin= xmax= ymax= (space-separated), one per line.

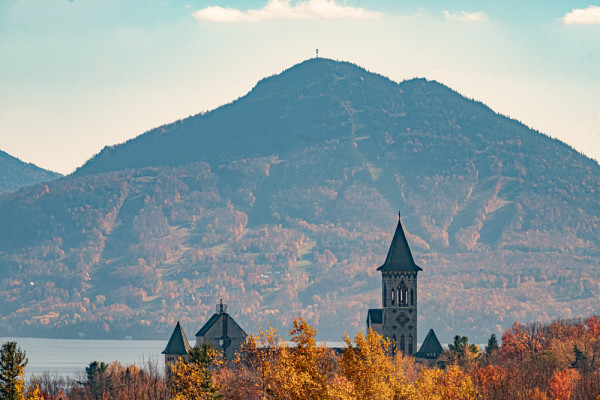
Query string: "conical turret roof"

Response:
xmin=377 ymin=212 xmax=422 ymax=272
xmin=414 ymin=329 xmax=443 ymax=359
xmin=162 ymin=321 xmax=192 ymax=355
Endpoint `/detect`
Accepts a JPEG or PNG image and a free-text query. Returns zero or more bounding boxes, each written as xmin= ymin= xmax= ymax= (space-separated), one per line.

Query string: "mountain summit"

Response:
xmin=1 ymin=58 xmax=598 ymax=341
xmin=77 ymin=58 xmax=527 ymax=175
xmin=76 ymin=58 xmax=387 ymax=174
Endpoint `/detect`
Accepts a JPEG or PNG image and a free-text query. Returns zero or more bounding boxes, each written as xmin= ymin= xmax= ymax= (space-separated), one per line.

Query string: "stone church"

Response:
xmin=163 ymin=299 xmax=247 ymax=371
xmin=164 ymin=211 xmax=442 ymax=369
xmin=367 ymin=212 xmax=442 ymax=361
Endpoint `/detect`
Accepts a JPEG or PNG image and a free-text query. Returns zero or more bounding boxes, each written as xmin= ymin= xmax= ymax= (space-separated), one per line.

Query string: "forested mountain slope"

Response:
xmin=1 ymin=59 xmax=598 ymax=342
xmin=0 ymin=150 xmax=61 ymax=194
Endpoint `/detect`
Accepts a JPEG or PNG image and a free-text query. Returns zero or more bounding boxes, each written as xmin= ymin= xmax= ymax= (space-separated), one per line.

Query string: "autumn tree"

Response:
xmin=34 ymin=371 xmax=73 ymax=399
xmin=239 ymin=325 xmax=285 ymax=398
xmin=413 ymin=365 xmax=478 ymax=400
xmin=23 ymin=385 xmax=43 ymax=400
xmin=282 ymin=317 xmax=335 ymax=399
xmin=171 ymin=343 xmax=221 ymax=400
xmin=473 ymin=364 xmax=510 ymax=400
xmin=500 ymin=322 xmax=546 ymax=361
xmin=338 ymin=328 xmax=411 ymax=399
xmin=549 ymin=368 xmax=580 ymax=400
xmin=0 ymin=341 xmax=28 ymax=400
xmin=239 ymin=316 xmax=337 ymax=400
xmin=212 ymin=366 xmax=260 ymax=400
xmin=67 ymin=360 xmax=169 ymax=400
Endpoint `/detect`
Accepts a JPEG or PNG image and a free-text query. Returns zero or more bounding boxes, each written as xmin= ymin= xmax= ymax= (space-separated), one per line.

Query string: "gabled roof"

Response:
xmin=377 ymin=213 xmax=422 ymax=272
xmin=195 ymin=312 xmax=247 ymax=338
xmin=414 ymin=329 xmax=443 ymax=359
xmin=367 ymin=309 xmax=382 ymax=325
xmin=195 ymin=313 xmax=221 ymax=337
xmin=162 ymin=321 xmax=192 ymax=355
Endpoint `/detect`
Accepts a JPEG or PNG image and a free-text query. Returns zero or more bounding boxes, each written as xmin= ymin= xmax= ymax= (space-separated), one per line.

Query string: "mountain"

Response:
xmin=0 ymin=58 xmax=598 ymax=342
xmin=0 ymin=150 xmax=61 ymax=194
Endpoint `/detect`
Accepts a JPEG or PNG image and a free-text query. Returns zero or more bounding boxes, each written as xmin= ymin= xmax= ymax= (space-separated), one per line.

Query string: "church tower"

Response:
xmin=367 ymin=212 xmax=422 ymax=355
xmin=162 ymin=321 xmax=191 ymax=376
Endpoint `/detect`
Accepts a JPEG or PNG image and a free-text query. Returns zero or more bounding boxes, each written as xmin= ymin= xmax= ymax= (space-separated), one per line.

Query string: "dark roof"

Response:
xmin=162 ymin=321 xmax=192 ymax=355
xmin=367 ymin=309 xmax=382 ymax=325
xmin=195 ymin=313 xmax=221 ymax=337
xmin=195 ymin=312 xmax=247 ymax=338
xmin=414 ymin=329 xmax=443 ymax=359
xmin=377 ymin=213 xmax=422 ymax=272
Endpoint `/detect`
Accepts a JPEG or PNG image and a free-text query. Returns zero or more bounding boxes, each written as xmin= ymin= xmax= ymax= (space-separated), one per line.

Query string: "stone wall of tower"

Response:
xmin=164 ymin=353 xmax=188 ymax=377
xmin=381 ymin=271 xmax=418 ymax=355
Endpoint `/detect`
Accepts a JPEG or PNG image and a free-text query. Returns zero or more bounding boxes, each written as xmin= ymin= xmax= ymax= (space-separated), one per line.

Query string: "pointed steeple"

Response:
xmin=414 ymin=329 xmax=443 ymax=359
xmin=162 ymin=321 xmax=192 ymax=355
xmin=377 ymin=211 xmax=422 ymax=272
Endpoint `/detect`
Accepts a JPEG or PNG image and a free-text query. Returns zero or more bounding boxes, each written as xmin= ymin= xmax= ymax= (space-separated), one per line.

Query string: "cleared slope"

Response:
xmin=0 ymin=59 xmax=598 ymax=342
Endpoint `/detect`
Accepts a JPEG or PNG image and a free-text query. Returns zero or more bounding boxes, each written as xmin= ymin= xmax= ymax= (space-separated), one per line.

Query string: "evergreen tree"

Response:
xmin=84 ymin=361 xmax=110 ymax=399
xmin=0 ymin=341 xmax=28 ymax=400
xmin=188 ymin=343 xmax=217 ymax=370
xmin=171 ymin=344 xmax=221 ymax=400
xmin=443 ymin=335 xmax=480 ymax=368
xmin=484 ymin=333 xmax=500 ymax=361
xmin=571 ymin=345 xmax=592 ymax=373
xmin=85 ymin=361 xmax=108 ymax=382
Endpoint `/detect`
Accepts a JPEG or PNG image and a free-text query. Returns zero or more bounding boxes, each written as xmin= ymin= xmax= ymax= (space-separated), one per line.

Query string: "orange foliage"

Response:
xmin=500 ymin=322 xmax=546 ymax=361
xmin=549 ymin=368 xmax=580 ymax=400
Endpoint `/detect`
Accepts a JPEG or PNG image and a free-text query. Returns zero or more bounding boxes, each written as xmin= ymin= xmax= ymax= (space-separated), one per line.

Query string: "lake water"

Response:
xmin=0 ymin=337 xmax=433 ymax=381
xmin=0 ymin=337 xmax=166 ymax=380
xmin=2 ymin=337 xmax=347 ymax=380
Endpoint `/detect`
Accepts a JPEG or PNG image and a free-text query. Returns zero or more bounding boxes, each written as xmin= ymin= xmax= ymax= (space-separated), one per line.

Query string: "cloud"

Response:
xmin=443 ymin=10 xmax=487 ymax=22
xmin=562 ymin=5 xmax=600 ymax=25
xmin=193 ymin=0 xmax=381 ymax=23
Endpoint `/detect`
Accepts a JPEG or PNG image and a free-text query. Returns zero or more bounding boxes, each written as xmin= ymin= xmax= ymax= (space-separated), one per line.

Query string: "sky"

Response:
xmin=1 ymin=0 xmax=599 ymax=175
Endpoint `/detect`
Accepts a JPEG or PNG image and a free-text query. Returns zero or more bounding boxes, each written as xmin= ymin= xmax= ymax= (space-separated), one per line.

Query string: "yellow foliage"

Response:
xmin=241 ymin=316 xmax=337 ymax=399
xmin=171 ymin=353 xmax=220 ymax=400
xmin=339 ymin=328 xmax=413 ymax=400
xmin=25 ymin=385 xmax=43 ymax=400
xmin=412 ymin=365 xmax=478 ymax=400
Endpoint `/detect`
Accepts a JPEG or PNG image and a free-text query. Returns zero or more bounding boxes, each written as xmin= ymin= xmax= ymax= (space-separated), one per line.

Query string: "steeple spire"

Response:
xmin=377 ymin=211 xmax=422 ymax=272
xmin=162 ymin=321 xmax=192 ymax=355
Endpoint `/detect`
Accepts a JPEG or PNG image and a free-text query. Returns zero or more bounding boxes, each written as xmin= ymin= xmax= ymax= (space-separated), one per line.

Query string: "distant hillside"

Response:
xmin=0 ymin=59 xmax=598 ymax=342
xmin=0 ymin=150 xmax=61 ymax=194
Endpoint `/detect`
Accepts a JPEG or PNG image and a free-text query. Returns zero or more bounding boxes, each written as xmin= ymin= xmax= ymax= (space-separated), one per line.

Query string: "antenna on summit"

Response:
xmin=315 ymin=49 xmax=319 ymax=58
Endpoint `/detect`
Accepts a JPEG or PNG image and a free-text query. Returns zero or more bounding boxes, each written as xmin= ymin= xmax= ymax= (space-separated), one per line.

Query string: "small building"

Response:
xmin=366 ymin=309 xmax=382 ymax=335
xmin=162 ymin=321 xmax=192 ymax=374
xmin=414 ymin=329 xmax=444 ymax=366
xmin=195 ymin=299 xmax=247 ymax=363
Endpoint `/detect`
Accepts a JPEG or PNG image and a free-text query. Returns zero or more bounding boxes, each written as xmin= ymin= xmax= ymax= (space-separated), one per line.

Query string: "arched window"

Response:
xmin=399 ymin=334 xmax=405 ymax=353
xmin=391 ymin=286 xmax=395 ymax=305
xmin=399 ymin=280 xmax=408 ymax=305
xmin=410 ymin=288 xmax=414 ymax=305
xmin=408 ymin=335 xmax=413 ymax=354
